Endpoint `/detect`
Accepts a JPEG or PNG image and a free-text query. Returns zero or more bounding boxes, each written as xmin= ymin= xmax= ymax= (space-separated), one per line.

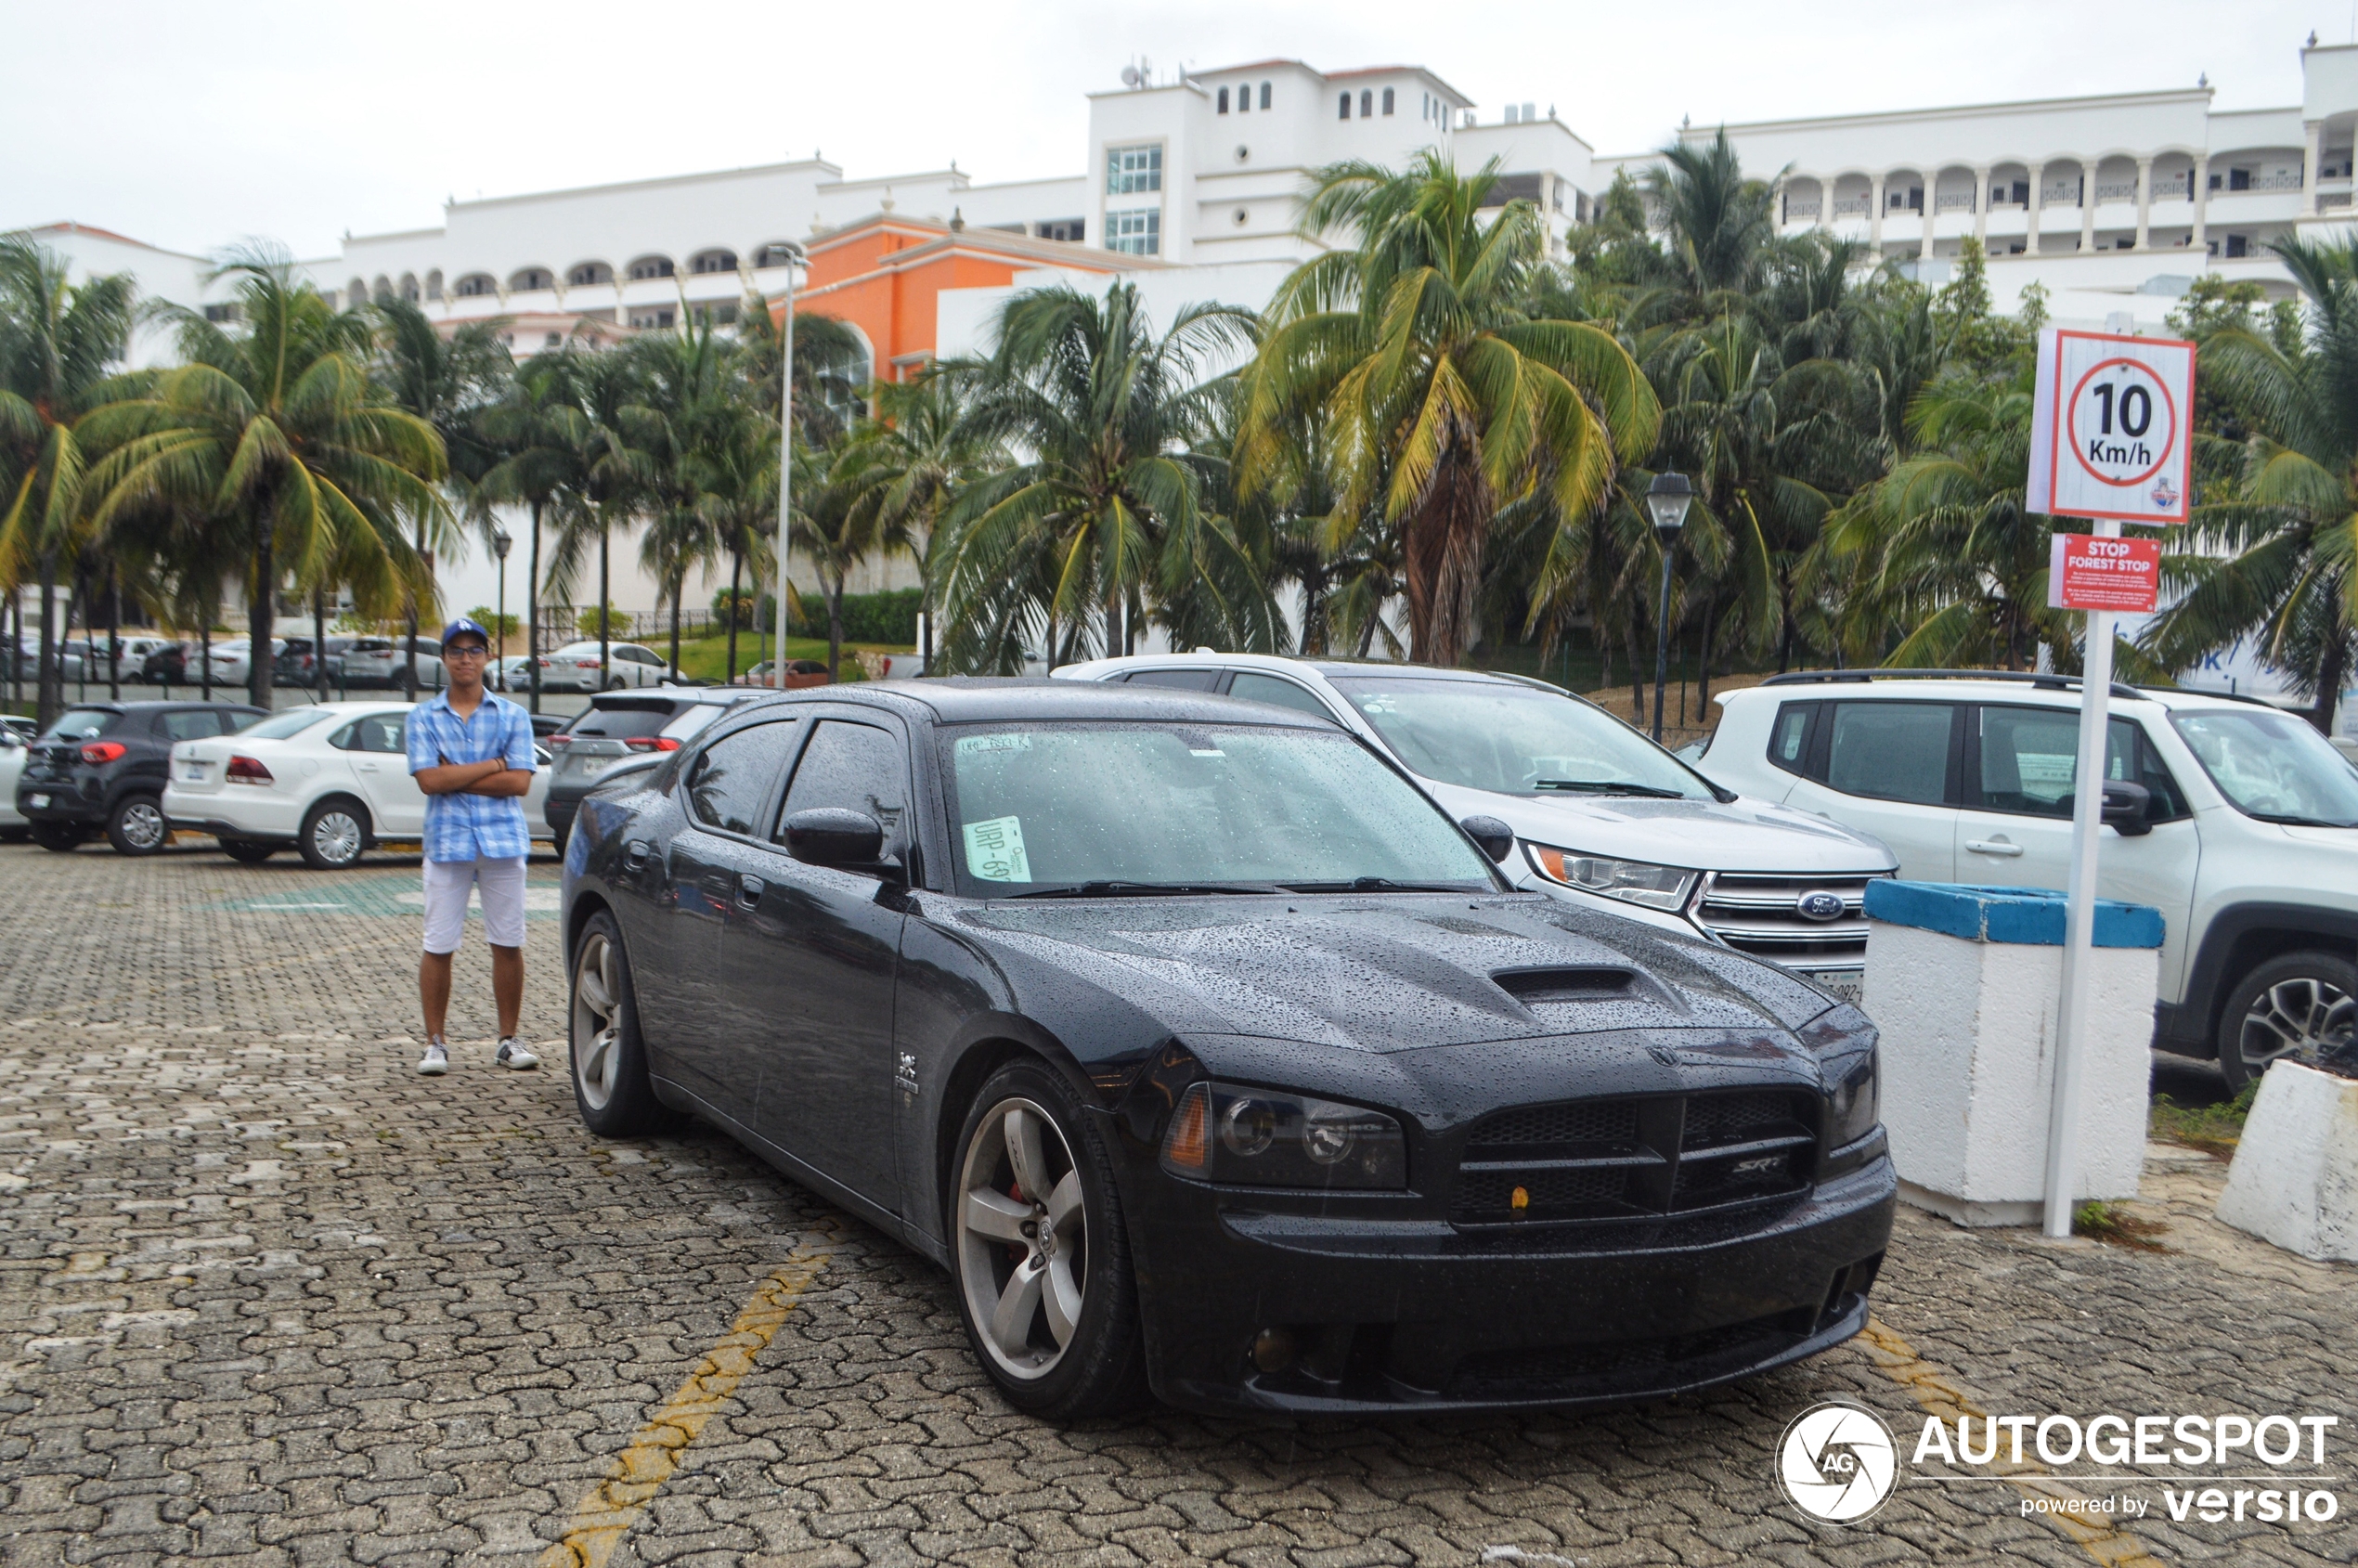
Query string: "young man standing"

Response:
xmin=408 ymin=616 xmax=541 ymax=1076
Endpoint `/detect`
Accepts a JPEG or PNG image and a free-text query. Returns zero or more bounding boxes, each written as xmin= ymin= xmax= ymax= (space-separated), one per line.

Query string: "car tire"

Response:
xmin=604 ymin=675 xmax=625 ymax=691
xmin=948 ymin=1059 xmax=1148 ymax=1420
xmin=569 ymin=912 xmax=665 ymax=1136
xmin=222 ymin=839 xmax=279 ymax=864
xmin=2217 ymin=951 xmax=2358 ymax=1093
xmin=105 ymin=793 xmax=171 ymax=856
xmin=31 ymin=822 xmax=84 ymax=853
xmin=298 ymin=797 xmax=370 ymax=871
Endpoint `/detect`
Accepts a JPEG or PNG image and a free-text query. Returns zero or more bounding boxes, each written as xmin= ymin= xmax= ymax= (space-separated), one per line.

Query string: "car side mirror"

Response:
xmin=784 ymin=807 xmax=887 ymax=868
xmin=2101 ymin=780 xmax=2153 ymax=836
xmin=1459 ymin=814 xmax=1516 ymax=864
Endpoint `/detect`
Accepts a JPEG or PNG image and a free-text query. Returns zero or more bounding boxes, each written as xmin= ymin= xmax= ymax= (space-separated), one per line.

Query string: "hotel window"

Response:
xmin=1106 ymin=144 xmax=1161 ymax=195
xmin=1218 ymin=86 xmax=1229 ymax=113
xmin=1106 ymin=207 xmax=1160 ymax=255
xmin=1359 ymin=89 xmax=1372 ymax=117
xmin=1037 ymin=217 xmax=1085 ymax=242
xmin=1382 ymin=87 xmax=1394 ymax=115
xmin=1339 ymin=93 xmax=1351 ymax=120
xmin=1237 ymin=84 xmax=1249 ymax=113
xmin=1259 ymin=82 xmax=1270 ymax=109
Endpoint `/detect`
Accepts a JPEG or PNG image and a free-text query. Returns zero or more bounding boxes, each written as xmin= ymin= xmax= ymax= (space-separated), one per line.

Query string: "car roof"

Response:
xmin=732 ymin=677 xmax=1336 ymax=728
xmin=59 ymin=699 xmax=266 ymax=713
xmin=1734 ymin=671 xmax=2273 ymax=714
xmin=1057 ymin=651 xmax=1569 ymax=694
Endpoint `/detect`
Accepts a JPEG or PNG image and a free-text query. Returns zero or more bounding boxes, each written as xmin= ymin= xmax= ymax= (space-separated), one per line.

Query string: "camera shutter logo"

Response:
xmin=1778 ymin=1402 xmax=1898 ymax=1523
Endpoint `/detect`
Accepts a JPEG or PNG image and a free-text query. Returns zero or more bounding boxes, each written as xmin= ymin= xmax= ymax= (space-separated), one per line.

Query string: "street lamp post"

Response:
xmin=492 ymin=529 xmax=512 ymax=686
xmin=771 ymin=240 xmax=809 ymax=687
xmin=1644 ymin=472 xmax=1694 ymax=744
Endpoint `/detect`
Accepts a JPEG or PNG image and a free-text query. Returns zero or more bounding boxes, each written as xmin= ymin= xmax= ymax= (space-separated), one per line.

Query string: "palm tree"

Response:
xmin=0 ymin=236 xmax=137 ymax=727
xmin=2140 ymin=235 xmax=2358 ymax=732
xmin=789 ymin=436 xmax=913 ymax=680
xmin=1634 ymin=128 xmax=1785 ymax=328
xmin=625 ymin=321 xmax=740 ymax=671
xmin=933 ymin=283 xmax=1267 ymax=671
xmin=479 ymin=354 xmax=586 ymax=711
xmin=81 ymin=250 xmax=441 ymax=710
xmin=537 ymin=346 xmax=652 ymax=684
xmin=372 ymin=297 xmax=512 ymax=693
xmin=862 ymin=372 xmax=988 ymax=658
xmin=1241 ymin=151 xmax=1658 ymax=667
xmin=693 ymin=413 xmax=777 ymax=683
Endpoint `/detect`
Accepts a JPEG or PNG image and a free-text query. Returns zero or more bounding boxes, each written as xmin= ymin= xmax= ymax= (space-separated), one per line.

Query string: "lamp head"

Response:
xmin=491 ymin=529 xmax=512 ymax=561
xmin=1645 ymin=471 xmax=1694 ymax=535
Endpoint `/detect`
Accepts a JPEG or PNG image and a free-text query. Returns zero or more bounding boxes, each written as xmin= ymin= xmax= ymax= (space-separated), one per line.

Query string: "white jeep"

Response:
xmin=1697 ymin=671 xmax=2358 ymax=1088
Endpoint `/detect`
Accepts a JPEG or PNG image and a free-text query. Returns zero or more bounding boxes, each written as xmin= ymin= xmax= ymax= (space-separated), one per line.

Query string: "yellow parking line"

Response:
xmin=1860 ymin=1317 xmax=2166 ymax=1567
xmin=536 ymin=1233 xmax=834 ymax=1568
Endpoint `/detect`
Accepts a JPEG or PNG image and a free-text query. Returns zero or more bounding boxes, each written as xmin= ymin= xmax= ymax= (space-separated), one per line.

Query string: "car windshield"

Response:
xmin=42 ymin=708 xmax=122 ymax=742
xmin=939 ymin=722 xmax=1499 ymax=896
xmin=1325 ymin=676 xmax=1714 ymax=799
xmin=2171 ymin=708 xmax=2358 ymax=826
xmin=240 ymin=709 xmax=337 ymax=742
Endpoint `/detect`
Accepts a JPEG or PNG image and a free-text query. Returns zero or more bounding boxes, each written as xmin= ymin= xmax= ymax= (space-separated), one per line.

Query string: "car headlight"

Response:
xmin=1522 ymin=844 xmax=1698 ymax=912
xmin=1828 ymin=1052 xmax=1880 ymax=1147
xmin=1159 ymin=1082 xmax=1407 ymax=1189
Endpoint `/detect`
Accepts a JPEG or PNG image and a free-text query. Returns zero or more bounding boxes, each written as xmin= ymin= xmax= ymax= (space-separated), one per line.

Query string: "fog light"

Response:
xmin=1250 ymin=1327 xmax=1297 ymax=1375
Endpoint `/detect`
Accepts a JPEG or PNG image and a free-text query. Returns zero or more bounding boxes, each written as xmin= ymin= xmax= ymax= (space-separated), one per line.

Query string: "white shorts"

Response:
xmin=421 ymin=857 xmax=528 ymax=954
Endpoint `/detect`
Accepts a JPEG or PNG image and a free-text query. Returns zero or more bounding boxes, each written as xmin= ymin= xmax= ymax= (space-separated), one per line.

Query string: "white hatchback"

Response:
xmin=162 ymin=702 xmax=552 ymax=870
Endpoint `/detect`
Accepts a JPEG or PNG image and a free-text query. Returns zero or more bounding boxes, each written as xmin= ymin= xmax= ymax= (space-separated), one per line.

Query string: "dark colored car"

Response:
xmin=273 ymin=636 xmax=357 ymax=688
xmin=141 ymin=641 xmax=192 ymax=686
xmin=560 ymin=680 xmax=1894 ymax=1421
xmin=542 ymin=689 xmax=765 ymax=849
xmin=17 ymin=700 xmax=268 ymax=854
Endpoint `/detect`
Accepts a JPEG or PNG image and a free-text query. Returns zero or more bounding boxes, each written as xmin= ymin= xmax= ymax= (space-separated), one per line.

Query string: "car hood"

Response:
xmin=1419 ymin=780 xmax=1894 ymax=873
xmin=951 ymin=893 xmax=1834 ymax=1053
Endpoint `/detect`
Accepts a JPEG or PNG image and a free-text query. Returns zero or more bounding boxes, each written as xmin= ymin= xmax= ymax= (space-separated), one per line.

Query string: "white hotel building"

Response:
xmin=18 ymin=37 xmax=2358 ymax=624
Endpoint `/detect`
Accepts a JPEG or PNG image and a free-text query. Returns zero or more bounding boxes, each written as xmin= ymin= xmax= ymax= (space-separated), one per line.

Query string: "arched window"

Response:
xmin=453 ymin=273 xmax=496 ymax=298
xmin=1339 ymin=93 xmax=1351 ymax=120
xmin=509 ymin=267 xmax=553 ymax=292
xmin=688 ymin=249 xmax=738 ymax=275
xmin=399 ymin=273 xmax=420 ymax=302
xmin=1260 ymin=82 xmax=1270 ymax=110
xmin=567 ymin=261 xmax=613 ymax=287
xmin=626 ymin=254 xmax=675 ymax=281
xmin=346 ymin=277 xmax=367 ymax=307
xmin=1360 ymin=89 xmax=1372 ymax=118
xmin=425 ymin=269 xmax=444 ymax=301
xmin=1382 ymin=87 xmax=1394 ymax=115
xmin=1217 ymin=86 xmax=1229 ymax=113
xmin=371 ymin=275 xmax=392 ymax=301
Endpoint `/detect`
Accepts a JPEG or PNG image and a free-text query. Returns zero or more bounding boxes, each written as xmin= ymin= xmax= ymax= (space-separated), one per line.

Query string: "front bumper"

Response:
xmin=1124 ymin=1144 xmax=1896 ymax=1416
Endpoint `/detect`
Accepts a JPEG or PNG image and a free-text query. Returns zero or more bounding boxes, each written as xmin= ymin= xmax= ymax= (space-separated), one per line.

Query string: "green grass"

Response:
xmin=660 ymin=630 xmax=913 ymax=684
xmin=2149 ymin=1082 xmax=2260 ymax=1159
xmin=2071 ymin=1200 xmax=2172 ymax=1251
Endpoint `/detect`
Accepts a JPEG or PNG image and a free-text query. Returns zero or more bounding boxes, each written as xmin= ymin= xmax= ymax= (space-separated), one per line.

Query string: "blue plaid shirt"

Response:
xmin=407 ymin=691 xmax=537 ymax=863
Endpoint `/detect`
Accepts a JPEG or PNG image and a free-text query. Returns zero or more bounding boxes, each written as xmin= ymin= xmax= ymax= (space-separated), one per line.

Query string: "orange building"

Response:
xmin=776 ymin=214 xmax=1159 ymax=382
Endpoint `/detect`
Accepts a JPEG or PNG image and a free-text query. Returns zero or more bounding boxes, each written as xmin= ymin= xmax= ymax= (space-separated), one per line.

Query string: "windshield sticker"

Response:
xmin=955 ymin=732 xmax=1031 ymax=757
xmin=963 ymin=815 xmax=1032 ymax=882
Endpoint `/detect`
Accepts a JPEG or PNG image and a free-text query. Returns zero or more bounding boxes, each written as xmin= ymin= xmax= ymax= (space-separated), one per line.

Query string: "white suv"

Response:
xmin=1054 ymin=653 xmax=1898 ymax=1000
xmin=1697 ymin=671 xmax=2358 ymax=1088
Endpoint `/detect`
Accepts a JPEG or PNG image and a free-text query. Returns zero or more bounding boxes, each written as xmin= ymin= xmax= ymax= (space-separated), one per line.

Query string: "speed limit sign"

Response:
xmin=2026 ymin=328 xmax=2195 ymax=524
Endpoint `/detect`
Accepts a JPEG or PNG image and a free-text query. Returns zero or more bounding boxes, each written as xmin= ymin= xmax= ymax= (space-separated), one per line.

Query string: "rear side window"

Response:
xmin=1227 ymin=671 xmax=1334 ymax=720
xmin=354 ymin=714 xmax=406 ymax=753
xmin=1121 ymin=668 xmax=1221 ymax=691
xmin=1824 ymin=702 xmax=1955 ymax=804
xmin=162 ymin=710 xmax=226 ymax=742
xmin=43 ymin=708 xmax=122 ymax=742
xmin=1767 ymin=701 xmax=1818 ymax=774
xmin=686 ymin=719 xmax=801 ymax=836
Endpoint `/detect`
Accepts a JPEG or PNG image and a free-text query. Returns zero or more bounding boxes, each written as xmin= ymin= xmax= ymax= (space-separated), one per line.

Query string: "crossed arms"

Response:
xmin=414 ymin=757 xmax=534 ymax=797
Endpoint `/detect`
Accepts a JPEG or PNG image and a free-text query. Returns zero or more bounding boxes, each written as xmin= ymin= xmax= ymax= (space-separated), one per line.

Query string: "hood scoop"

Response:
xmin=1492 ymin=966 xmax=1637 ymax=1004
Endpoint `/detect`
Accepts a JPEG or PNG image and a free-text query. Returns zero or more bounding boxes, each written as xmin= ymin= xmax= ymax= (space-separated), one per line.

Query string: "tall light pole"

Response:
xmin=492 ymin=528 xmax=512 ymax=685
xmin=771 ymin=240 xmax=809 ymax=686
xmin=1644 ymin=472 xmax=1694 ymax=744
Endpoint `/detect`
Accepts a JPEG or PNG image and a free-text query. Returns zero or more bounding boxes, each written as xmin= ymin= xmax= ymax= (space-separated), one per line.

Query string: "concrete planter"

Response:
xmin=2214 ymin=1062 xmax=2358 ymax=1261
xmin=1862 ymin=882 xmax=2164 ymax=1226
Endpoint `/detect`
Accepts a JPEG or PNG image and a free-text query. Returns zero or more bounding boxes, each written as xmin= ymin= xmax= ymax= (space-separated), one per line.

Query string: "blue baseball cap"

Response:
xmin=439 ymin=616 xmax=492 ymax=650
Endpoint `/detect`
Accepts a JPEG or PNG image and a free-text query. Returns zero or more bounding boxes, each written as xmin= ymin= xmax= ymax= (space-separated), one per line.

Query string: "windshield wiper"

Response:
xmin=1004 ymin=880 xmax=1280 ymax=899
xmin=1533 ymin=778 xmax=1691 ymax=798
xmin=1277 ymin=876 xmax=1483 ymax=893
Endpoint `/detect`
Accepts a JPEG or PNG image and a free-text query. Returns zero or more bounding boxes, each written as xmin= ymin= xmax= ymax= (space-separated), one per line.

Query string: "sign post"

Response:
xmin=2025 ymin=327 xmax=2194 ymax=1238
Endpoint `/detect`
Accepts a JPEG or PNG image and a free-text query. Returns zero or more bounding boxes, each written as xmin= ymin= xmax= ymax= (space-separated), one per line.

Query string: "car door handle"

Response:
xmin=623 ymin=838 xmax=652 ymax=871
xmin=1963 ymin=838 xmax=2025 ymax=857
xmin=356 ymin=761 xmax=380 ymax=773
xmin=737 ymin=873 xmax=764 ymax=908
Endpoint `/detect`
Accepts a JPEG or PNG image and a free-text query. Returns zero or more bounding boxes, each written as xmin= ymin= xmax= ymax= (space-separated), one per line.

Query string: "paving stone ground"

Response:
xmin=1 ymin=841 xmax=2352 ymax=1568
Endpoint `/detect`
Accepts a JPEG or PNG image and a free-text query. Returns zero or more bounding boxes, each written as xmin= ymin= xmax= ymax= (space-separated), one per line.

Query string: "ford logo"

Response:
xmin=1796 ymin=890 xmax=1847 ymax=923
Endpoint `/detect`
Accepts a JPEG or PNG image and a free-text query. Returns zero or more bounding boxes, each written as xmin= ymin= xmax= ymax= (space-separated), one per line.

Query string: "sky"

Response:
xmin=6 ymin=0 xmax=2352 ymax=260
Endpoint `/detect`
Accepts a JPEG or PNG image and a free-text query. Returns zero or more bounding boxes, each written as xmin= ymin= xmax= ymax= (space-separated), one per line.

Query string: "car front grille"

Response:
xmin=1451 ymin=1089 xmax=1818 ymax=1226
xmin=1690 ymin=871 xmax=1882 ymax=965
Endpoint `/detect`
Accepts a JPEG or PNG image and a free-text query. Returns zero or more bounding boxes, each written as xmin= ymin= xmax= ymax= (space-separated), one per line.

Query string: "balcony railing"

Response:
xmin=1935 ymin=193 xmax=1976 ymax=212
xmin=2041 ymin=186 xmax=2082 ymax=207
xmin=1784 ymin=201 xmax=1822 ymax=221
xmin=2220 ymin=173 xmax=2305 ymax=193
xmin=2323 ymin=191 xmax=2354 ymax=211
xmin=1832 ymin=197 xmax=1872 ymax=217
xmin=2093 ymin=181 xmax=2137 ymax=201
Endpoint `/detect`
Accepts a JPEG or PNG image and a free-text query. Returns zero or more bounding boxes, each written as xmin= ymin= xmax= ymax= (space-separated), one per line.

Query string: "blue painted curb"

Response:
xmin=1863 ymin=880 xmax=2164 ymax=949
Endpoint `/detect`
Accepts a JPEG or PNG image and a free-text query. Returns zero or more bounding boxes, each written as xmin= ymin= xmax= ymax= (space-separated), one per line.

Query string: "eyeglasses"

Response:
xmin=444 ymin=646 xmax=490 ymax=660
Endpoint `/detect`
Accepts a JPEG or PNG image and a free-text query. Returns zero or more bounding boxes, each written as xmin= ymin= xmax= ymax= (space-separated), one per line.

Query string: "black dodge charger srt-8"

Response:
xmin=561 ymin=680 xmax=1894 ymax=1419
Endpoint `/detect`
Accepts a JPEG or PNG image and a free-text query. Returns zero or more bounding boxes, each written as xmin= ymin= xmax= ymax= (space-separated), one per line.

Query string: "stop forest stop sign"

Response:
xmin=2026 ymin=328 xmax=2196 ymax=525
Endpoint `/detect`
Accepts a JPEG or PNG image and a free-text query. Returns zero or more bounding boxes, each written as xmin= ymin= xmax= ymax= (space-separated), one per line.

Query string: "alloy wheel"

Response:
xmin=956 ymin=1097 xmax=1087 ymax=1380
xmin=117 ymin=800 xmax=166 ymax=851
xmin=311 ymin=810 xmax=363 ymax=867
xmin=573 ymin=930 xmax=623 ymax=1111
xmin=2237 ymin=975 xmax=2357 ymax=1074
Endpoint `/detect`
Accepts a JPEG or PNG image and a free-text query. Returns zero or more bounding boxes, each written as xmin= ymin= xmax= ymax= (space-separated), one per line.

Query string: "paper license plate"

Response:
xmin=1800 ymin=969 xmax=1865 ymax=1005
xmin=28 ymin=794 xmax=49 ymax=809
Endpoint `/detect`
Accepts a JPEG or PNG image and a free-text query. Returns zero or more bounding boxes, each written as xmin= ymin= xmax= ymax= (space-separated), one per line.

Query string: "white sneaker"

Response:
xmin=417 ymin=1040 xmax=449 ymax=1076
xmin=496 ymin=1038 xmax=539 ymax=1071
